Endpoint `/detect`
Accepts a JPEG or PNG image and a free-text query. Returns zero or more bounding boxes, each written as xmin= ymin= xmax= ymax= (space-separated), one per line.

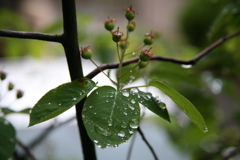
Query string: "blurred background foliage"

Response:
xmin=0 ymin=0 xmax=240 ymax=159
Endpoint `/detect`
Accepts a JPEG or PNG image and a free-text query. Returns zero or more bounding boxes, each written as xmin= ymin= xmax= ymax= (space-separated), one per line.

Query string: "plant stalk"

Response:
xmin=61 ymin=0 xmax=97 ymax=159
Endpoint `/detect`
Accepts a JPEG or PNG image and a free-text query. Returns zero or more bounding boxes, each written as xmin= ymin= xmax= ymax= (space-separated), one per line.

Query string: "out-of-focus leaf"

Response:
xmin=0 ymin=117 xmax=16 ymax=160
xmin=1 ymin=108 xmax=31 ymax=115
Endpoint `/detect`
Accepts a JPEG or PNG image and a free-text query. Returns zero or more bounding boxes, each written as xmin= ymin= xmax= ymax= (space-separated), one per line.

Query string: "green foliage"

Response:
xmin=0 ymin=117 xmax=16 ymax=160
xmin=1 ymin=108 xmax=31 ymax=115
xmin=82 ymin=86 xmax=140 ymax=148
xmin=149 ymin=80 xmax=207 ymax=132
xmin=29 ymin=78 xmax=96 ymax=127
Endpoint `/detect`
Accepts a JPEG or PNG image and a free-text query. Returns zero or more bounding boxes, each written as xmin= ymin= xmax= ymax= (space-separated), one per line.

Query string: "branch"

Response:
xmin=137 ymin=127 xmax=159 ymax=160
xmin=17 ymin=139 xmax=37 ymax=160
xmin=0 ymin=29 xmax=63 ymax=43
xmin=219 ymin=146 xmax=240 ymax=160
xmin=86 ymin=30 xmax=240 ymax=79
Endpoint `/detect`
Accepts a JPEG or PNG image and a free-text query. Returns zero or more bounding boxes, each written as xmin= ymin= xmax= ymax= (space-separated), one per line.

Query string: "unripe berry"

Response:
xmin=139 ymin=61 xmax=149 ymax=69
xmin=0 ymin=71 xmax=6 ymax=80
xmin=143 ymin=33 xmax=155 ymax=45
xmin=8 ymin=82 xmax=14 ymax=90
xmin=104 ymin=19 xmax=116 ymax=31
xmin=139 ymin=48 xmax=153 ymax=62
xmin=16 ymin=90 xmax=23 ymax=99
xmin=119 ymin=39 xmax=129 ymax=50
xmin=112 ymin=29 xmax=124 ymax=43
xmin=123 ymin=6 xmax=138 ymax=21
xmin=81 ymin=46 xmax=92 ymax=59
xmin=127 ymin=21 xmax=136 ymax=32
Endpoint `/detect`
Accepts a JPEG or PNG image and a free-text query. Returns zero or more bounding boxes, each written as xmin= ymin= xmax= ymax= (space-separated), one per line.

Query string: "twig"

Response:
xmin=0 ymin=30 xmax=63 ymax=43
xmin=17 ymin=139 xmax=37 ymax=160
xmin=219 ymin=146 xmax=240 ymax=160
xmin=86 ymin=30 xmax=240 ymax=79
xmin=137 ymin=127 xmax=159 ymax=160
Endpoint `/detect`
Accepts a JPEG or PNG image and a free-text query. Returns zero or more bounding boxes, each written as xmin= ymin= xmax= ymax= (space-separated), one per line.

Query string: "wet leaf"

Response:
xmin=137 ymin=90 xmax=170 ymax=122
xmin=0 ymin=117 xmax=16 ymax=160
xmin=29 ymin=78 xmax=96 ymax=127
xmin=82 ymin=86 xmax=140 ymax=148
xmin=149 ymin=80 xmax=207 ymax=133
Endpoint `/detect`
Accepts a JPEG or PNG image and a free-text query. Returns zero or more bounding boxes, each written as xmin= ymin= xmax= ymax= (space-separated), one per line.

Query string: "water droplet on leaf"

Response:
xmin=118 ymin=131 xmax=125 ymax=137
xmin=121 ymin=122 xmax=127 ymax=128
xmin=94 ymin=125 xmax=112 ymax=137
xmin=122 ymin=91 xmax=130 ymax=97
xmin=131 ymin=99 xmax=136 ymax=104
xmin=129 ymin=119 xmax=139 ymax=129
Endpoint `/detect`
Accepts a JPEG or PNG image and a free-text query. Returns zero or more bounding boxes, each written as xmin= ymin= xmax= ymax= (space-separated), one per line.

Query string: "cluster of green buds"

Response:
xmin=104 ymin=18 xmax=116 ymax=31
xmin=139 ymin=48 xmax=153 ymax=62
xmin=144 ymin=33 xmax=156 ymax=45
xmin=123 ymin=5 xmax=138 ymax=21
xmin=0 ymin=71 xmax=6 ymax=80
xmin=112 ymin=28 xmax=124 ymax=43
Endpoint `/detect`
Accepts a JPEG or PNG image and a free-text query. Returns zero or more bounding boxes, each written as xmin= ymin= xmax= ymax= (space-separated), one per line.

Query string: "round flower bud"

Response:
xmin=81 ymin=46 xmax=92 ymax=59
xmin=104 ymin=19 xmax=116 ymax=31
xmin=16 ymin=90 xmax=23 ymax=99
xmin=139 ymin=61 xmax=149 ymax=69
xmin=123 ymin=6 xmax=138 ymax=21
xmin=127 ymin=21 xmax=136 ymax=32
xmin=112 ymin=29 xmax=124 ymax=42
xmin=139 ymin=48 xmax=153 ymax=62
xmin=119 ymin=39 xmax=129 ymax=50
xmin=143 ymin=33 xmax=156 ymax=45
xmin=0 ymin=71 xmax=6 ymax=80
xmin=8 ymin=82 xmax=14 ymax=90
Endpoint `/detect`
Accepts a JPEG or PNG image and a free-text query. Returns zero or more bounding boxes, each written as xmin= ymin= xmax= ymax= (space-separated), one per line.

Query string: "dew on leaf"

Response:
xmin=121 ymin=122 xmax=127 ymax=128
xmin=113 ymin=144 xmax=119 ymax=148
xmin=72 ymin=97 xmax=77 ymax=101
xmin=128 ymin=105 xmax=135 ymax=110
xmin=108 ymin=119 xmax=113 ymax=126
xmin=123 ymin=112 xmax=128 ymax=116
xmin=118 ymin=131 xmax=125 ymax=137
xmin=94 ymin=125 xmax=112 ymax=137
xmin=204 ymin=127 xmax=209 ymax=133
xmin=96 ymin=91 xmax=98 ymax=94
xmin=122 ymin=91 xmax=130 ymax=97
xmin=159 ymin=102 xmax=166 ymax=109
xmin=106 ymin=99 xmax=109 ymax=103
xmin=89 ymin=106 xmax=93 ymax=109
xmin=94 ymin=140 xmax=99 ymax=143
xmin=129 ymin=119 xmax=139 ymax=129
xmin=129 ymin=130 xmax=134 ymax=134
xmin=82 ymin=114 xmax=86 ymax=118
xmin=48 ymin=102 xmax=51 ymax=105
xmin=131 ymin=99 xmax=136 ymax=104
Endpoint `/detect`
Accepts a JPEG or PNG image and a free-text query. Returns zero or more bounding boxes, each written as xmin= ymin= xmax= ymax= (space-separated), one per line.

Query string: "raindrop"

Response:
xmin=48 ymin=102 xmax=51 ymax=105
xmin=79 ymin=92 xmax=82 ymax=96
xmin=121 ymin=122 xmax=127 ymax=128
xmin=108 ymin=119 xmax=113 ymax=126
xmin=82 ymin=114 xmax=86 ymax=118
xmin=58 ymin=102 xmax=62 ymax=106
xmin=106 ymin=99 xmax=109 ymax=103
xmin=130 ymin=88 xmax=138 ymax=94
xmin=94 ymin=140 xmax=99 ymax=143
xmin=129 ymin=130 xmax=134 ymax=134
xmin=128 ymin=105 xmax=135 ymax=110
xmin=94 ymin=112 xmax=97 ymax=115
xmin=132 ymin=52 xmax=135 ymax=55
xmin=129 ymin=119 xmax=139 ymax=129
xmin=118 ymin=131 xmax=125 ymax=137
xmin=94 ymin=125 xmax=112 ymax=137
xmin=113 ymin=144 xmax=119 ymax=148
xmin=159 ymin=102 xmax=166 ymax=109
xmin=130 ymin=70 xmax=133 ymax=73
xmin=96 ymin=91 xmax=99 ymax=95
xmin=122 ymin=91 xmax=130 ymax=97
xmin=131 ymin=99 xmax=136 ymax=104
xmin=181 ymin=64 xmax=192 ymax=69
xmin=89 ymin=106 xmax=93 ymax=109
xmin=72 ymin=97 xmax=77 ymax=101
xmin=204 ymin=128 xmax=209 ymax=133
xmin=123 ymin=112 xmax=128 ymax=116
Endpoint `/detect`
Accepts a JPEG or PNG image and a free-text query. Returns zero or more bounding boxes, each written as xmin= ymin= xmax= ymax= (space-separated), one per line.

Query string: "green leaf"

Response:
xmin=29 ymin=78 xmax=96 ymax=127
xmin=149 ymin=80 xmax=207 ymax=133
xmin=0 ymin=118 xmax=16 ymax=160
xmin=1 ymin=108 xmax=31 ymax=115
xmin=137 ymin=90 xmax=170 ymax=122
xmin=82 ymin=86 xmax=140 ymax=148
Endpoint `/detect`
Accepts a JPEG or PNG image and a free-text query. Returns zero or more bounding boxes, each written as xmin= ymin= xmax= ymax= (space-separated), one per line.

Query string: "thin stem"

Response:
xmin=0 ymin=30 xmax=63 ymax=43
xmin=137 ymin=127 xmax=159 ymax=160
xmin=117 ymin=43 xmax=121 ymax=62
xmin=119 ymin=61 xmax=140 ymax=79
xmin=125 ymin=44 xmax=145 ymax=56
xmin=86 ymin=30 xmax=240 ymax=79
xmin=17 ymin=139 xmax=37 ymax=160
xmin=90 ymin=59 xmax=117 ymax=85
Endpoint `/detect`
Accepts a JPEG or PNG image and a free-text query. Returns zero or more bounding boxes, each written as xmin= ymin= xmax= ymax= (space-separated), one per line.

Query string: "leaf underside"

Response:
xmin=149 ymin=80 xmax=207 ymax=132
